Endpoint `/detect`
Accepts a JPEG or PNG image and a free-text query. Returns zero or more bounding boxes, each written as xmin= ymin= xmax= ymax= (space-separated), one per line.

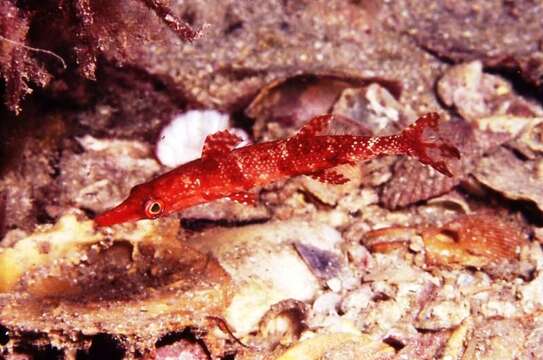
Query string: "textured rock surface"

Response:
xmin=2 ymin=1 xmax=543 ymax=359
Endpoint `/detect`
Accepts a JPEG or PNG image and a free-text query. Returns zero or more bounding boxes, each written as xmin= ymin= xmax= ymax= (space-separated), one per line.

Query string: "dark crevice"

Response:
xmin=486 ymin=67 xmax=543 ymax=106
xmin=96 ymin=63 xmax=197 ymax=110
xmin=155 ymin=328 xmax=212 ymax=359
xmin=181 ymin=217 xmax=269 ymax=232
xmin=230 ymin=108 xmax=255 ymax=138
xmin=412 ymin=39 xmax=461 ymax=66
xmin=0 ymin=191 xmax=6 ymax=241
xmin=221 ymin=352 xmax=237 ymax=360
xmin=0 ymin=324 xmax=9 ymax=345
xmin=77 ymin=333 xmax=125 ymax=360
xmin=156 ymin=328 xmax=200 ymax=347
xmin=15 ymin=343 xmax=64 ymax=360
xmin=383 ymin=336 xmax=406 ymax=351
xmin=181 ymin=7 xmax=197 ymax=27
xmin=225 ymin=21 xmax=243 ymax=35
xmin=460 ymin=182 xmax=543 ymax=227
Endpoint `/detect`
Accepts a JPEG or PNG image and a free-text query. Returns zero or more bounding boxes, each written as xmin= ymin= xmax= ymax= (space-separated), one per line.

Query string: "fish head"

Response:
xmin=94 ymin=183 xmax=167 ymax=227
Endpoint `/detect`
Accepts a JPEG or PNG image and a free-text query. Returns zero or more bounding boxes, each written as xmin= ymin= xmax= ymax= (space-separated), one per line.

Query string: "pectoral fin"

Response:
xmin=310 ymin=169 xmax=350 ymax=185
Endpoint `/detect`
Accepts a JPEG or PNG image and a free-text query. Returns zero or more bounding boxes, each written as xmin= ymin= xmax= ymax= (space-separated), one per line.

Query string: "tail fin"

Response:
xmin=401 ymin=113 xmax=461 ymax=177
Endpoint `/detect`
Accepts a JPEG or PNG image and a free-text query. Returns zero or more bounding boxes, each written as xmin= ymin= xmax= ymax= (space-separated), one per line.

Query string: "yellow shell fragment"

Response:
xmin=0 ymin=215 xmax=102 ymax=292
xmin=475 ymin=115 xmax=539 ymax=137
xmin=441 ymin=319 xmax=472 ymax=360
xmin=275 ymin=333 xmax=394 ymax=360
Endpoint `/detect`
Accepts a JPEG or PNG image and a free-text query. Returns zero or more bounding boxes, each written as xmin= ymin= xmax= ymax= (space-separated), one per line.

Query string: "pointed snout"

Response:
xmin=94 ymin=200 xmax=143 ymax=227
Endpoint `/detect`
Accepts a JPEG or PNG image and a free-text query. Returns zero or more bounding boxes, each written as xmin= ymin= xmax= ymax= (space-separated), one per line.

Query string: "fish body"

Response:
xmin=95 ymin=113 xmax=460 ymax=227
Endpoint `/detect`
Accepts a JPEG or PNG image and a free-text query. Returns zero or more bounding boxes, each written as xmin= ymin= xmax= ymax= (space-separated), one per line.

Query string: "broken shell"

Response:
xmin=312 ymin=292 xmax=342 ymax=319
xmin=475 ymin=115 xmax=541 ymax=138
xmin=364 ymin=84 xmax=402 ymax=124
xmin=426 ymin=191 xmax=471 ymax=215
xmin=393 ymin=331 xmax=450 ymax=359
xmin=441 ymin=319 xmax=473 ymax=360
xmin=275 ymin=333 xmax=394 ymax=360
xmin=473 ymin=147 xmax=543 ymax=213
xmin=520 ymin=118 xmax=543 ymax=153
xmin=332 ymin=83 xmax=413 ymax=135
xmin=340 ymin=286 xmax=373 ymax=317
xmin=437 ymin=61 xmax=542 ymax=122
xmin=422 ymin=213 xmax=527 ymax=269
xmin=362 ymin=227 xmax=419 ymax=253
xmin=189 ymin=221 xmax=342 ymax=336
xmin=416 ymin=299 xmax=470 ymax=330
xmin=437 ymin=61 xmax=485 ymax=111
xmin=245 ymin=73 xmax=401 ymax=140
xmin=246 ymin=75 xmax=357 ymax=140
xmin=258 ymin=299 xmax=307 ymax=347
xmin=156 ymin=110 xmax=228 ymax=167
xmin=225 ymin=280 xmax=287 ymax=337
xmin=521 ymin=313 xmax=543 ymax=358
xmin=293 ymin=242 xmax=342 ymax=281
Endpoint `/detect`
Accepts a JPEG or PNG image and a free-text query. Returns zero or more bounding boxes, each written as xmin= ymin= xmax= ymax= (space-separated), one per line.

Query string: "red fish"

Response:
xmin=95 ymin=113 xmax=460 ymax=227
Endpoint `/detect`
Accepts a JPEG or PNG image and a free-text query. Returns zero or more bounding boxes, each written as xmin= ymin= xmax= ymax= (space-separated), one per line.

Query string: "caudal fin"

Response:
xmin=400 ymin=113 xmax=461 ymax=177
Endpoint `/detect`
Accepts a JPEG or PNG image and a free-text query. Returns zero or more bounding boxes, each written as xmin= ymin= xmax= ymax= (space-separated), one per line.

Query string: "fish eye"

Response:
xmin=144 ymin=199 xmax=163 ymax=218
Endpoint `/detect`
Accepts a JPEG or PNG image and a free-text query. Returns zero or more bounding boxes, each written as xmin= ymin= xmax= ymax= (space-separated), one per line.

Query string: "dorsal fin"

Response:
xmin=296 ymin=114 xmax=334 ymax=137
xmin=202 ymin=130 xmax=242 ymax=158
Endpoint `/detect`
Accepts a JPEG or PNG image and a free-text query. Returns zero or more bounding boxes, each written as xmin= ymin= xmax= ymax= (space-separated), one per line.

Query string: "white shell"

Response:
xmin=155 ymin=110 xmax=249 ymax=168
